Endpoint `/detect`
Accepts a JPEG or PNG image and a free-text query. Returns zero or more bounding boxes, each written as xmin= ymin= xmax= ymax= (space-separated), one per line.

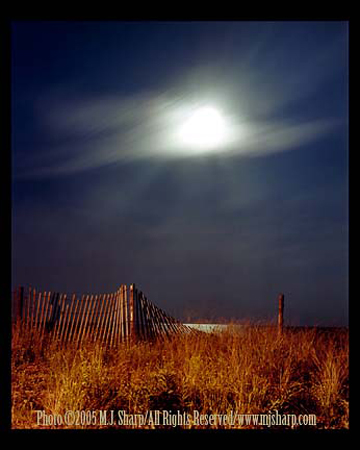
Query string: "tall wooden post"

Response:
xmin=278 ymin=293 xmax=284 ymax=334
xmin=129 ymin=284 xmax=135 ymax=343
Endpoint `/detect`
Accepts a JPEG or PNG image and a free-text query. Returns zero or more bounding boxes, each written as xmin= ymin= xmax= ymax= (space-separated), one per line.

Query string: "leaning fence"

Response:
xmin=12 ymin=284 xmax=193 ymax=347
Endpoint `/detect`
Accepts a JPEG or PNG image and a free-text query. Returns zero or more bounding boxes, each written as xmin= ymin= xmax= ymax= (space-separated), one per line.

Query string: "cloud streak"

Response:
xmin=15 ymin=85 xmax=339 ymax=179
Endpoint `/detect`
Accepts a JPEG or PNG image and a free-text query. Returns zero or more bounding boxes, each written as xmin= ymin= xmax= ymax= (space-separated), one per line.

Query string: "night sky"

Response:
xmin=11 ymin=21 xmax=349 ymax=326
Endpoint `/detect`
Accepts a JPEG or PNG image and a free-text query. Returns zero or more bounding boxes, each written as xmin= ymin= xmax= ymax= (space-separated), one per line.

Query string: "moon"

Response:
xmin=177 ymin=106 xmax=227 ymax=151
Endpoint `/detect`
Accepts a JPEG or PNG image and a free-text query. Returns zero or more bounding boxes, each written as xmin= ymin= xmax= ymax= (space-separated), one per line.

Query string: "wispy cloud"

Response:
xmin=14 ymin=84 xmax=340 ymax=179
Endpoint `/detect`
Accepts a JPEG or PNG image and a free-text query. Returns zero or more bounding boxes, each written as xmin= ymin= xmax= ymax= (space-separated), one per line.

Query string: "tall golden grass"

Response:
xmin=11 ymin=322 xmax=349 ymax=429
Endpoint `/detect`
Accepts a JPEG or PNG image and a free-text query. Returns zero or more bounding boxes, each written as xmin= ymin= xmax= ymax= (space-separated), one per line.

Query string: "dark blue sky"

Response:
xmin=11 ymin=21 xmax=348 ymax=326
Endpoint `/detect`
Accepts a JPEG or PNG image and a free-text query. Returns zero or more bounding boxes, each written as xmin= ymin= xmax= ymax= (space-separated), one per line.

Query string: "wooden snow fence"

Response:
xmin=12 ymin=284 xmax=194 ymax=348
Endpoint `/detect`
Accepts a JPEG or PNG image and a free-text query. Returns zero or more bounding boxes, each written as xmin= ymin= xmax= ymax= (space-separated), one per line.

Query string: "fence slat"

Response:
xmin=105 ymin=294 xmax=114 ymax=345
xmin=115 ymin=289 xmax=121 ymax=346
xmin=101 ymin=294 xmax=113 ymax=346
xmin=156 ymin=307 xmax=166 ymax=338
xmin=50 ymin=293 xmax=60 ymax=337
xmin=84 ymin=295 xmax=96 ymax=342
xmin=109 ymin=292 xmax=118 ymax=347
xmin=113 ymin=291 xmax=120 ymax=347
xmin=61 ymin=294 xmax=73 ymax=344
xmin=111 ymin=291 xmax=119 ymax=347
xmin=66 ymin=295 xmax=79 ymax=344
xmin=59 ymin=303 xmax=70 ymax=345
xmin=91 ymin=295 xmax=101 ymax=342
xmin=91 ymin=294 xmax=101 ymax=343
xmin=123 ymin=287 xmax=129 ymax=343
xmin=83 ymin=294 xmax=94 ymax=343
xmin=144 ymin=296 xmax=151 ymax=338
xmin=39 ymin=291 xmax=51 ymax=340
xmin=34 ymin=291 xmax=43 ymax=332
xmin=136 ymin=288 xmax=143 ymax=339
xmin=93 ymin=294 xmax=106 ymax=343
xmin=166 ymin=312 xmax=180 ymax=336
xmin=165 ymin=311 xmax=178 ymax=336
xmin=144 ymin=295 xmax=152 ymax=340
xmin=29 ymin=288 xmax=37 ymax=333
xmin=62 ymin=294 xmax=76 ymax=344
xmin=157 ymin=307 xmax=170 ymax=339
xmin=119 ymin=287 xmax=124 ymax=343
xmin=139 ymin=292 xmax=148 ymax=340
xmin=137 ymin=291 xmax=144 ymax=340
xmin=152 ymin=300 xmax=162 ymax=339
xmin=55 ymin=294 xmax=67 ymax=342
xmin=135 ymin=287 xmax=141 ymax=339
xmin=77 ymin=295 xmax=91 ymax=345
xmin=38 ymin=291 xmax=47 ymax=334
xmin=53 ymin=293 xmax=63 ymax=340
xmin=70 ymin=295 xmax=85 ymax=344
xmin=121 ymin=285 xmax=127 ymax=343
xmin=146 ymin=298 xmax=158 ymax=339
xmin=92 ymin=295 xmax=102 ymax=342
xmin=110 ymin=291 xmax=118 ymax=348
xmin=50 ymin=293 xmax=61 ymax=337
xmin=134 ymin=286 xmax=140 ymax=340
xmin=161 ymin=310 xmax=172 ymax=336
xmin=98 ymin=294 xmax=110 ymax=345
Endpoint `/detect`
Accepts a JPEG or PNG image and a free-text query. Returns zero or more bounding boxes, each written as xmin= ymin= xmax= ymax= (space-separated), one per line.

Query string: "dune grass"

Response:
xmin=11 ymin=323 xmax=349 ymax=429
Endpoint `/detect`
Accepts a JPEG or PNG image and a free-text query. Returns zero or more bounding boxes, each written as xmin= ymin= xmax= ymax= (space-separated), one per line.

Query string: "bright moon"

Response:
xmin=178 ymin=106 xmax=226 ymax=150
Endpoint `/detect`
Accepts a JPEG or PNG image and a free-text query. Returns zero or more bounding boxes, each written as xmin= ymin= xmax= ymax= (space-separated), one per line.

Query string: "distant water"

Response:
xmin=184 ymin=323 xmax=276 ymax=332
xmin=184 ymin=324 xmax=241 ymax=333
xmin=184 ymin=324 xmax=348 ymax=333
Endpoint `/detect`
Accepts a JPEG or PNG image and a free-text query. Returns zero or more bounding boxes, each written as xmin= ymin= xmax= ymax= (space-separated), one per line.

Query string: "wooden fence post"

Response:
xmin=129 ymin=284 xmax=135 ymax=343
xmin=119 ymin=286 xmax=124 ymax=343
xmin=123 ymin=287 xmax=129 ymax=343
xmin=278 ymin=293 xmax=284 ymax=335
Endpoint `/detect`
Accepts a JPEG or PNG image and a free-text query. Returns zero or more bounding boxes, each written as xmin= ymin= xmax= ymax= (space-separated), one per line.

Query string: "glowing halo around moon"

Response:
xmin=177 ymin=106 xmax=228 ymax=152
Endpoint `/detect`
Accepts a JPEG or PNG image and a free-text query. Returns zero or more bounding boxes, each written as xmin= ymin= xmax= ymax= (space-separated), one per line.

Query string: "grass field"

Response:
xmin=11 ymin=323 xmax=349 ymax=429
